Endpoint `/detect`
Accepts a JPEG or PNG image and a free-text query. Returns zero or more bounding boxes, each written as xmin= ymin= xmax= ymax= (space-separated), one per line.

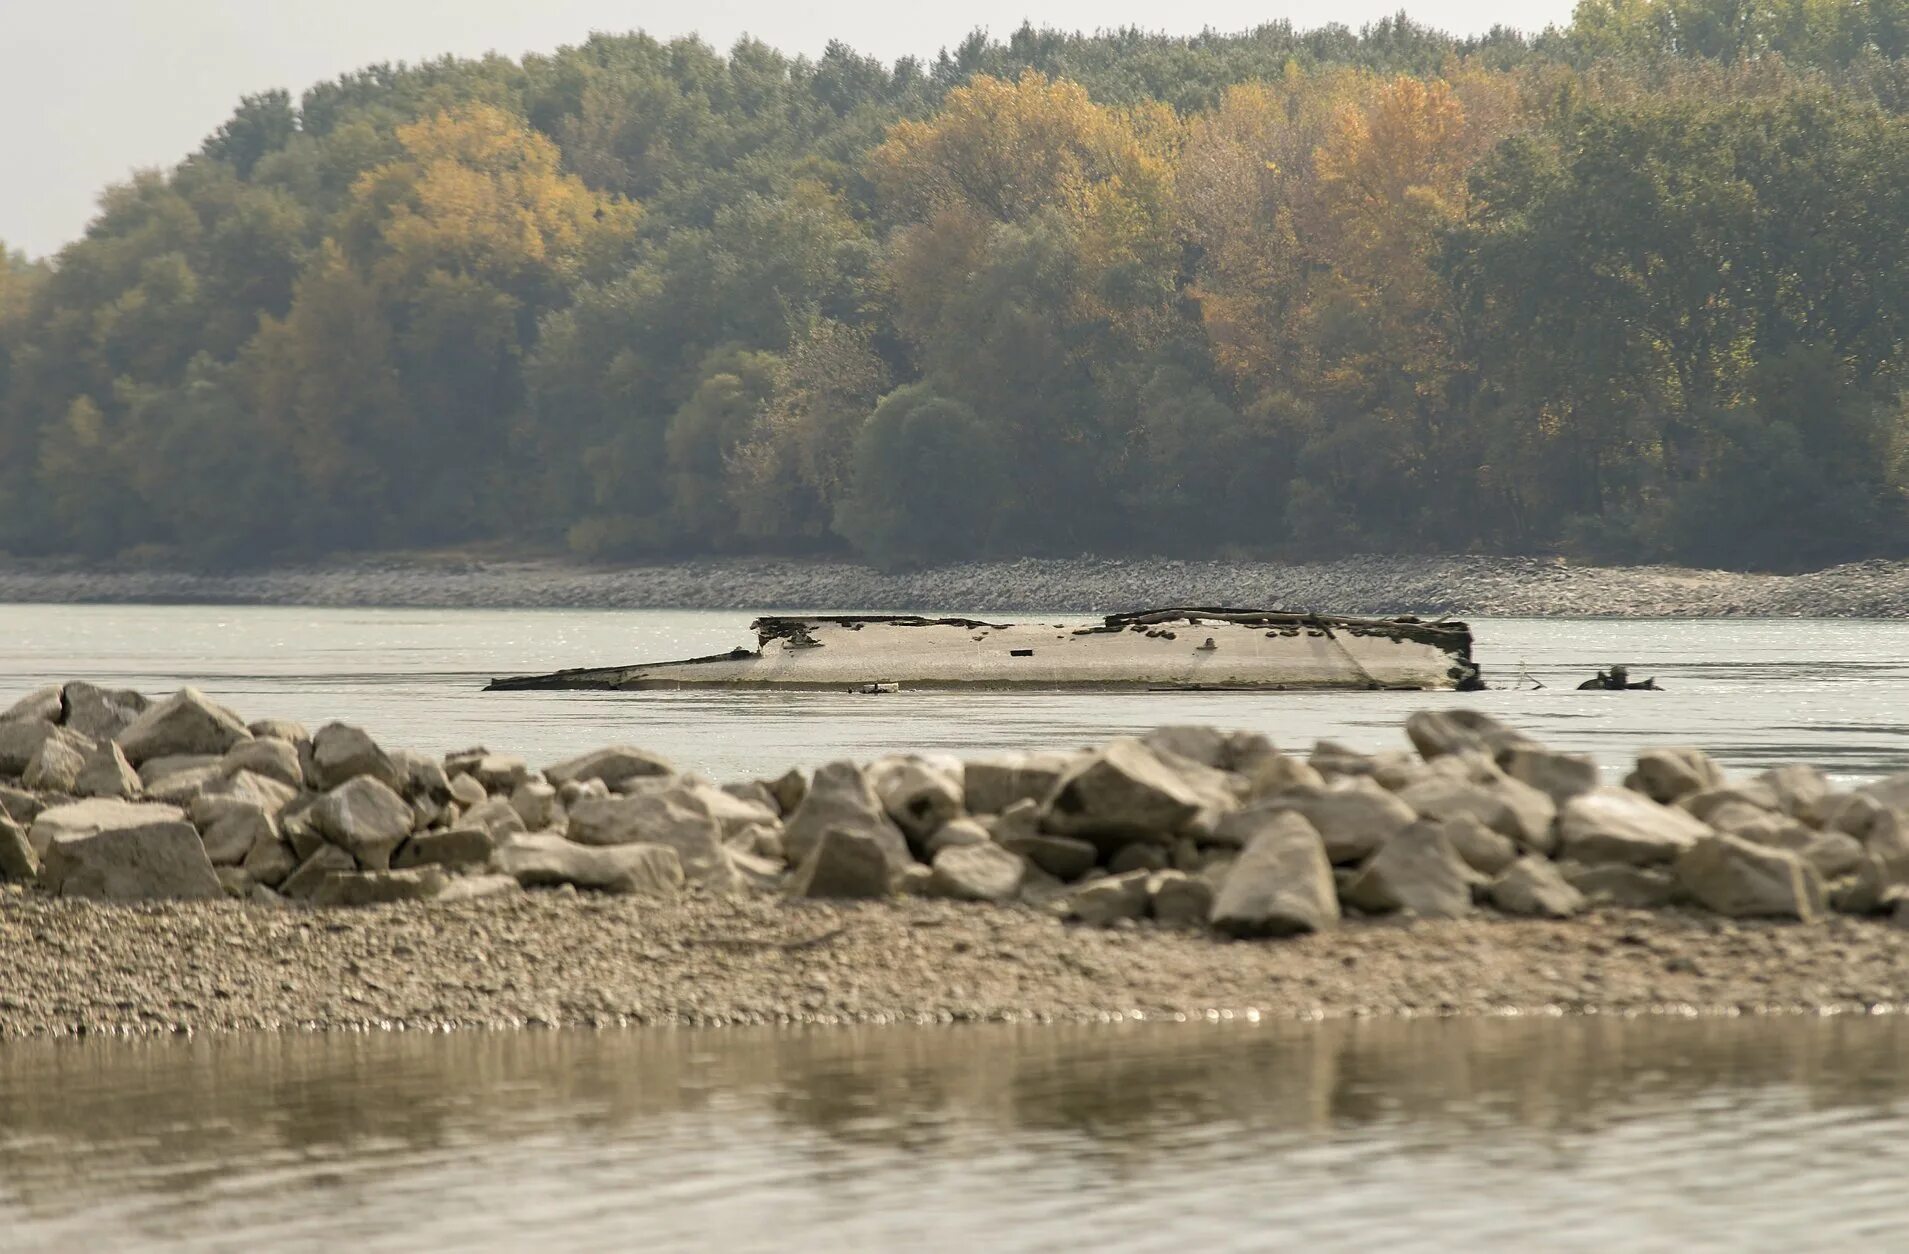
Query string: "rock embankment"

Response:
xmin=4 ymin=554 xmax=1909 ymax=615
xmin=5 ymin=681 xmax=1909 ymax=1035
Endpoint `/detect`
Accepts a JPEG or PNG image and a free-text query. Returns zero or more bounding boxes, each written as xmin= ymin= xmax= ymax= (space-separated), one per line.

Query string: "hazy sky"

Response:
xmin=5 ymin=0 xmax=1575 ymax=258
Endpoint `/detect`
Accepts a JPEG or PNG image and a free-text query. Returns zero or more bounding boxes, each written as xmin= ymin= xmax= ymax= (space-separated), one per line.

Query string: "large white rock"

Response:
xmin=0 ymin=686 xmax=62 ymax=724
xmin=310 ymin=776 xmax=414 ymax=870
xmin=307 ymin=722 xmax=400 ymax=792
xmin=74 ymin=740 xmax=142 ymax=799
xmin=23 ymin=726 xmax=95 ymax=793
xmin=542 ymin=745 xmax=676 ymax=790
xmin=1041 ymin=738 xmax=1206 ymax=848
xmin=928 ymin=842 xmax=1025 ymax=902
xmin=1489 ymin=858 xmax=1586 ymax=918
xmin=1404 ymin=709 xmax=1535 ymax=761
xmin=33 ymin=799 xmax=221 ymax=901
xmin=221 ymin=737 xmax=305 ymax=790
xmin=1675 ymin=833 xmax=1824 ymax=921
xmin=566 ymin=788 xmax=736 ymax=891
xmin=61 ymin=681 xmax=150 ymax=741
xmin=310 ymin=867 xmax=449 ymax=907
xmin=785 ymin=826 xmax=895 ymax=900
xmin=498 ymin=833 xmax=684 ymax=896
xmin=782 ymin=761 xmax=912 ymax=870
xmin=1559 ymin=788 xmax=1711 ymax=866
xmin=1499 ymin=746 xmax=1600 ymax=804
xmin=1629 ymin=747 xmax=1725 ymax=804
xmin=0 ymin=720 xmax=58 ymax=776
xmin=1248 ymin=782 xmax=1416 ymax=865
xmin=962 ymin=751 xmax=1074 ymax=815
xmin=1209 ymin=810 xmax=1340 ymax=937
xmin=114 ymin=687 xmax=250 ymax=765
xmin=869 ymin=757 xmax=964 ymax=841
xmin=1341 ymin=820 xmax=1477 ymax=919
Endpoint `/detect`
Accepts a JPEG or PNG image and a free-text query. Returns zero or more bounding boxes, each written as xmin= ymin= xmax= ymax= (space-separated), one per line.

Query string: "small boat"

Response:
xmin=485 ymin=608 xmax=1481 ymax=693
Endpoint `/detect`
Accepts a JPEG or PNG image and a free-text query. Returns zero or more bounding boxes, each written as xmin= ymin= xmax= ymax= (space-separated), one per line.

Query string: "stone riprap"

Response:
xmin=2 ymin=553 xmax=1909 ymax=616
xmin=5 ymin=682 xmax=1909 ymax=1036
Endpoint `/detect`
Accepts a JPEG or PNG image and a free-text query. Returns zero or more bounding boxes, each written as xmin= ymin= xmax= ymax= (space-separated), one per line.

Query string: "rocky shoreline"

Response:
xmin=4 ymin=681 xmax=1909 ymax=1037
xmin=1 ymin=553 xmax=1908 ymax=615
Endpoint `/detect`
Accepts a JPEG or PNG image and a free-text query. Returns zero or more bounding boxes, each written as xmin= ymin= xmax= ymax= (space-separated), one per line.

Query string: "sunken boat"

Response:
xmin=485 ymin=608 xmax=1481 ymax=693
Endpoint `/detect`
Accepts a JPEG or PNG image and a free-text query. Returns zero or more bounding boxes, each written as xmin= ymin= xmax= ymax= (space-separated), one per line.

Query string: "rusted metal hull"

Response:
xmin=485 ymin=609 xmax=1480 ymax=693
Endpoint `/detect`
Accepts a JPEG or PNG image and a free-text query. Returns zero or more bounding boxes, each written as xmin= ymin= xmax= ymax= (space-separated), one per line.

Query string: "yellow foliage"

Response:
xmin=349 ymin=103 xmax=638 ymax=297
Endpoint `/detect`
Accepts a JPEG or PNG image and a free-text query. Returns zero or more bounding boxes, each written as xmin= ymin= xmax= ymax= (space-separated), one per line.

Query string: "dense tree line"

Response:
xmin=5 ymin=3 xmax=1909 ymax=570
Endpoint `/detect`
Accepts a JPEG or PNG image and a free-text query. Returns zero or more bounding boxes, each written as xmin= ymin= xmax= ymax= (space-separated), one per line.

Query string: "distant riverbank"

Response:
xmin=0 ymin=554 xmax=1904 ymax=616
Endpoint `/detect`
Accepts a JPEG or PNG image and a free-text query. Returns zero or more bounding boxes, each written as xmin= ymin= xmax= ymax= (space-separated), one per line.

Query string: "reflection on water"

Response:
xmin=0 ymin=605 xmax=1903 ymax=781
xmin=3 ymin=1015 xmax=1908 ymax=1250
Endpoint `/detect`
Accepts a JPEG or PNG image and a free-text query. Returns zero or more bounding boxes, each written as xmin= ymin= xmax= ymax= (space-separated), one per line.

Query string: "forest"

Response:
xmin=6 ymin=0 xmax=1909 ymax=571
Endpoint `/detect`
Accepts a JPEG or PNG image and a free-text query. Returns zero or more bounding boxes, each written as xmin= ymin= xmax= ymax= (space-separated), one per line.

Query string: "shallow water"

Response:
xmin=0 ymin=604 xmax=1903 ymax=781
xmin=3 ymin=1015 xmax=1907 ymax=1251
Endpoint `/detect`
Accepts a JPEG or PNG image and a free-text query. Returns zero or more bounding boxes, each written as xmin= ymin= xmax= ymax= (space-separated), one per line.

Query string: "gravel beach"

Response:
xmin=0 ymin=553 xmax=1906 ymax=615
xmin=4 ymin=887 xmax=1906 ymax=1039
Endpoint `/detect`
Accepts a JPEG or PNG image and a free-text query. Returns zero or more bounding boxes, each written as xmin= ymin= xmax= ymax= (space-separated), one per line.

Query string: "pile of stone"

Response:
xmin=0 ymin=682 xmax=1903 ymax=936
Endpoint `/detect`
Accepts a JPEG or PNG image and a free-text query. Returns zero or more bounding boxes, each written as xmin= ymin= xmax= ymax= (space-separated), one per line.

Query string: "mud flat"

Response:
xmin=1 ymin=554 xmax=1907 ymax=615
xmin=3 ymin=679 xmax=1909 ymax=1037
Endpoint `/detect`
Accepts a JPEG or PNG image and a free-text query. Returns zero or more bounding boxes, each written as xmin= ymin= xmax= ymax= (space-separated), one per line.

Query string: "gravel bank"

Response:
xmin=4 ymin=887 xmax=1905 ymax=1039
xmin=1 ymin=554 xmax=1907 ymax=615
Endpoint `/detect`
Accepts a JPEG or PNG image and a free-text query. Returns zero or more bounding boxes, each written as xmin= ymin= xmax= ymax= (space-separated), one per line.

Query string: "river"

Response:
xmin=3 ymin=604 xmax=1908 ymax=1249
xmin=0 ymin=605 xmax=1903 ymax=782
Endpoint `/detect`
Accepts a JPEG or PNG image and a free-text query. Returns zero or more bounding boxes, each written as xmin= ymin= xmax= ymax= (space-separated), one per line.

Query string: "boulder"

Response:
xmin=928 ymin=842 xmax=1026 ymax=902
xmin=1489 ymin=858 xmax=1586 ymax=918
xmin=241 ymin=833 xmax=299 ymax=888
xmin=247 ymin=718 xmax=309 ymax=744
xmin=1001 ymin=831 xmax=1098 ymax=882
xmin=1404 ymin=709 xmax=1535 ymax=761
xmin=114 ymin=687 xmax=250 ymax=765
xmin=1141 ymin=725 xmax=1231 ymax=770
xmin=1208 ymin=811 xmax=1340 ymax=937
xmin=764 ymin=768 xmax=808 ymax=816
xmin=1066 ymin=870 xmax=1153 ymax=926
xmin=438 ymin=874 xmax=526 ymax=904
xmin=1442 ymin=814 xmax=1519 ymax=876
xmin=542 ymin=745 xmax=675 ymax=790
xmin=310 ymin=776 xmax=414 ymax=871
xmin=23 ymin=726 xmax=95 ymax=793
xmin=467 ymin=754 xmax=528 ymax=794
xmin=785 ymin=826 xmax=894 ymax=900
xmin=191 ymin=798 xmax=276 ymax=866
xmin=448 ymin=773 xmax=488 ymax=809
xmin=1499 ymin=746 xmax=1600 ymax=804
xmin=870 ymin=757 xmax=964 ymax=841
xmin=60 ymin=681 xmax=150 ymax=741
xmin=310 ymin=867 xmax=449 ymax=907
xmin=392 ymin=825 xmax=496 ymax=871
xmin=1148 ymin=869 xmax=1216 ymax=927
xmin=782 ymin=761 xmax=912 ymax=870
xmin=962 ymin=751 xmax=1073 ymax=815
xmin=0 ymin=720 xmax=56 ymax=776
xmin=388 ymin=749 xmax=453 ymax=802
xmin=34 ymin=799 xmax=221 ymax=901
xmin=0 ymin=785 xmax=44 ymax=825
xmin=1246 ymin=754 xmax=1326 ymax=799
xmin=1 ymin=685 xmax=62 ymax=724
xmin=459 ymin=796 xmax=529 ymax=841
xmin=924 ymin=817 xmax=993 ymax=858
xmin=1629 ymin=747 xmax=1724 ymax=804
xmin=1675 ymin=833 xmax=1825 ymax=921
xmin=566 ymin=789 xmax=734 ymax=891
xmin=1309 ymin=740 xmax=1376 ymax=778
xmin=1829 ymin=812 xmax=1909 ymax=915
xmin=279 ymin=844 xmax=357 ymax=900
xmin=198 ymin=768 xmax=299 ymax=816
xmin=1248 ymin=783 xmax=1416 ymax=865
xmin=74 ymin=740 xmax=142 ymax=799
xmin=726 ymin=847 xmax=785 ymax=893
xmin=1041 ymin=738 xmax=1206 ymax=848
xmin=141 ymin=761 xmax=227 ymax=806
xmin=1757 ymin=764 xmax=1831 ymax=821
xmin=307 ymin=722 xmax=400 ymax=792
xmin=680 ymin=781 xmax=777 ymax=842
xmin=1108 ymin=843 xmax=1169 ymax=875
xmin=986 ymin=798 xmax=1040 ymax=845
xmin=509 ymin=779 xmax=562 ymax=831
xmin=1562 ymin=862 xmax=1679 ymax=908
xmin=216 ymin=866 xmax=253 ymax=897
xmin=0 ymin=816 xmax=37 ymax=881
xmin=1341 ymin=821 xmax=1476 ymax=919
xmin=1395 ymin=774 xmax=1556 ymax=854
xmin=498 ymin=833 xmax=685 ymax=896
xmin=1558 ymin=788 xmax=1711 ymax=866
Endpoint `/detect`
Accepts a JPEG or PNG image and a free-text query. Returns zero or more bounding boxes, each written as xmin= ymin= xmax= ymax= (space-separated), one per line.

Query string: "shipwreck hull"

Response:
xmin=486 ymin=609 xmax=1480 ymax=693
